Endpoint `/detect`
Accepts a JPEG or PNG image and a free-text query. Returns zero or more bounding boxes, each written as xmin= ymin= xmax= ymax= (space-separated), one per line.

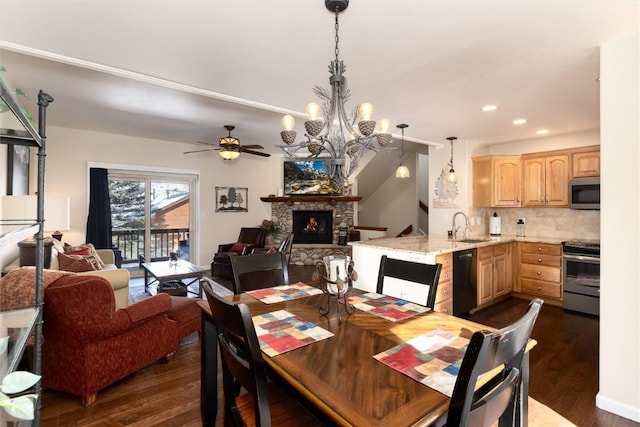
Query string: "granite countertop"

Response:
xmin=348 ymin=234 xmax=568 ymax=257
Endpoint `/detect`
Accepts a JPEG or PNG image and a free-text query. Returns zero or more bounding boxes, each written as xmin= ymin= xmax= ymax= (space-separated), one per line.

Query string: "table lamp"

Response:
xmin=2 ymin=195 xmax=70 ymax=267
xmin=1 ymin=195 xmax=70 ymax=240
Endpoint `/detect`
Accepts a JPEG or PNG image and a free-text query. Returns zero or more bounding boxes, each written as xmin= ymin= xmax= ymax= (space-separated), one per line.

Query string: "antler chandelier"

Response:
xmin=278 ymin=0 xmax=392 ymax=181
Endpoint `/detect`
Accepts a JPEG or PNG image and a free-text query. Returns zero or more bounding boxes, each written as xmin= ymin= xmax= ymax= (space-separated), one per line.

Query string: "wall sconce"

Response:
xmin=395 ymin=124 xmax=410 ymax=178
xmin=446 ymin=136 xmax=458 ymax=184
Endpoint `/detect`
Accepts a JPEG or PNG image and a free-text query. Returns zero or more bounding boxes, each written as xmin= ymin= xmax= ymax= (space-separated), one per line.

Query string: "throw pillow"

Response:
xmin=64 ymin=242 xmax=105 ymax=268
xmin=229 ymin=242 xmax=250 ymax=253
xmin=64 ymin=247 xmax=92 ymax=256
xmin=58 ymin=252 xmax=100 ymax=273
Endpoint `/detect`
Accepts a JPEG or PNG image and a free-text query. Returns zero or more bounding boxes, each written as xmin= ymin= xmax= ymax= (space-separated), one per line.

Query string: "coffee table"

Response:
xmin=141 ymin=260 xmax=209 ymax=297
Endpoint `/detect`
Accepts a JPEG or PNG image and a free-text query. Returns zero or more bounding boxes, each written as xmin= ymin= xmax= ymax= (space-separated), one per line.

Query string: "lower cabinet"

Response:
xmin=519 ymin=242 xmax=562 ymax=301
xmin=477 ymin=244 xmax=509 ymax=306
xmin=434 ymin=252 xmax=453 ymax=314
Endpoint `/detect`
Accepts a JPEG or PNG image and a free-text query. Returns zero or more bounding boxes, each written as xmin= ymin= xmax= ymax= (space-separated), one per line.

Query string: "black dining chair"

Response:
xmin=230 ymin=251 xmax=289 ymax=294
xmin=201 ymin=280 xmax=323 ymax=427
xmin=436 ymin=298 xmax=544 ymax=427
xmin=376 ymin=255 xmax=442 ymax=309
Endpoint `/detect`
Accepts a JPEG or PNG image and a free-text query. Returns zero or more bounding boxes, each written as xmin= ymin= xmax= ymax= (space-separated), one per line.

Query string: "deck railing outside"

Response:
xmin=112 ymin=228 xmax=189 ymax=264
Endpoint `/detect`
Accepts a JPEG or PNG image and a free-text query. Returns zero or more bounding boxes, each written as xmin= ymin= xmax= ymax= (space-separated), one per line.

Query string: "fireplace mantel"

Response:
xmin=261 ymin=196 xmax=362 ymax=205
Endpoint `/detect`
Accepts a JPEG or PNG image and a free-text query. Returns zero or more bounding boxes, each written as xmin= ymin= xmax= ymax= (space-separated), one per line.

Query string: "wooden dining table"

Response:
xmin=199 ymin=287 xmax=534 ymax=427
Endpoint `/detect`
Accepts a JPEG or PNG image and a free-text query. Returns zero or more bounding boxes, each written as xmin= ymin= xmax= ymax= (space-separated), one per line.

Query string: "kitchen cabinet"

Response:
xmin=522 ymin=153 xmax=570 ymax=207
xmin=472 ymin=156 xmax=521 ymax=207
xmin=572 ymin=147 xmax=600 ymax=178
xmin=519 ymin=242 xmax=562 ymax=302
xmin=477 ymin=244 xmax=507 ymax=306
xmin=434 ymin=252 xmax=453 ymax=314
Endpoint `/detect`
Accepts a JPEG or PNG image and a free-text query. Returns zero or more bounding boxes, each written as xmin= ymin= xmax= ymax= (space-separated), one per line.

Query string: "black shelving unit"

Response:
xmin=1 ymin=77 xmax=53 ymax=426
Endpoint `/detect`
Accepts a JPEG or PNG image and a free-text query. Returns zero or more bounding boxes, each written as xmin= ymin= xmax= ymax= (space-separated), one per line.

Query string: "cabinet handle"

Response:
xmin=537 ymin=286 xmax=542 ymax=291
xmin=444 ymin=308 xmax=449 ymax=313
xmin=537 ymin=247 xmax=542 ymax=252
xmin=444 ymin=289 xmax=449 ymax=294
xmin=538 ymin=258 xmax=542 ymax=263
xmin=536 ymin=271 xmax=541 ymax=275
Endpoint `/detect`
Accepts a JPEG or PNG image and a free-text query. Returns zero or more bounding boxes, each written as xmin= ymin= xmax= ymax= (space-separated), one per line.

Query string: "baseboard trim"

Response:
xmin=596 ymin=392 xmax=640 ymax=423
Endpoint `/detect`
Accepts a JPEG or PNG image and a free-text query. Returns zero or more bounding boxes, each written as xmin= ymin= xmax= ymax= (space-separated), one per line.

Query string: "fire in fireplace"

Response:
xmin=292 ymin=210 xmax=333 ymax=244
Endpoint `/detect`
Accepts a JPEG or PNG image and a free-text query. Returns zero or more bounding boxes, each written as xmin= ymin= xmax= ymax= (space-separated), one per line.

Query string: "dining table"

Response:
xmin=198 ymin=285 xmax=534 ymax=427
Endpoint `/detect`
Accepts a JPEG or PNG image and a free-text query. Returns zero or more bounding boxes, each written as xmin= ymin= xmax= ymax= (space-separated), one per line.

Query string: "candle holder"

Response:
xmin=317 ymin=255 xmax=357 ymax=324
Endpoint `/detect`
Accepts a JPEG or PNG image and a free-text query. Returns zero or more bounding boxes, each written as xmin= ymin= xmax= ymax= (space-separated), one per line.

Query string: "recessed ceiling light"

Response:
xmin=481 ymin=105 xmax=497 ymax=112
xmin=536 ymin=129 xmax=549 ymax=135
xmin=512 ymin=118 xmax=527 ymax=125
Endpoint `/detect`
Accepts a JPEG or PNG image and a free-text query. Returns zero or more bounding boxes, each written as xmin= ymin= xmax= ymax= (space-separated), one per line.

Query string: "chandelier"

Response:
xmin=278 ymin=0 xmax=393 ymax=181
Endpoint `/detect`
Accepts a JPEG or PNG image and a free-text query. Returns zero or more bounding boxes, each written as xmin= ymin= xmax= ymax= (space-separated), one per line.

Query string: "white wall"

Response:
xmin=358 ymin=153 xmax=417 ymax=236
xmin=34 ymin=126 xmax=281 ymax=267
xmin=475 ymin=128 xmax=600 ymax=156
xmin=597 ymin=33 xmax=640 ymax=422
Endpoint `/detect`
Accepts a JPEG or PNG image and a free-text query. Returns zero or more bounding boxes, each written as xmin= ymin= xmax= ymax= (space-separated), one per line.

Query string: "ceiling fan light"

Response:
xmin=219 ymin=136 xmax=239 ymax=147
xmin=219 ymin=150 xmax=240 ymax=160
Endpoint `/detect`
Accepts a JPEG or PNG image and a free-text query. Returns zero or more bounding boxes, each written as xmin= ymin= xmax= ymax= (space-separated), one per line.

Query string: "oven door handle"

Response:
xmin=563 ymin=253 xmax=600 ymax=263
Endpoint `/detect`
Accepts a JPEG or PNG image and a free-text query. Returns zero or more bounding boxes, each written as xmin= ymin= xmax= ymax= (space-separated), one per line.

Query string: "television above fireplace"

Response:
xmin=283 ymin=160 xmax=343 ymax=196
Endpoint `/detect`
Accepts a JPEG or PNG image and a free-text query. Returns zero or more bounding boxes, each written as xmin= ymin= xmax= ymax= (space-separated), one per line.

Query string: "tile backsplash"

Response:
xmin=469 ymin=207 xmax=600 ymax=240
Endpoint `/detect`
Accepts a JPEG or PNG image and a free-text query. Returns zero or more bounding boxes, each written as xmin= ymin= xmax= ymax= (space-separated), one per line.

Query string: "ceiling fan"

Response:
xmin=183 ymin=125 xmax=271 ymax=159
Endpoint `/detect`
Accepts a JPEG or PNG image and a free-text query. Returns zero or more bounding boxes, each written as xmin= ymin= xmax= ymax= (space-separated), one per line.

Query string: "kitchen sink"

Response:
xmin=455 ymin=238 xmax=492 ymax=243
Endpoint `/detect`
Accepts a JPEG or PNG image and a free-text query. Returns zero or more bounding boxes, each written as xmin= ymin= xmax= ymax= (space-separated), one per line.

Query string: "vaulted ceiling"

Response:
xmin=0 ymin=0 xmax=637 ymax=153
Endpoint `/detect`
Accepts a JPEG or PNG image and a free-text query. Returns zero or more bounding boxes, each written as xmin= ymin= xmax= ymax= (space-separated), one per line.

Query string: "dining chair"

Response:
xmin=230 ymin=251 xmax=289 ymax=294
xmin=201 ymin=280 xmax=323 ymax=427
xmin=376 ymin=255 xmax=442 ymax=309
xmin=438 ymin=298 xmax=544 ymax=427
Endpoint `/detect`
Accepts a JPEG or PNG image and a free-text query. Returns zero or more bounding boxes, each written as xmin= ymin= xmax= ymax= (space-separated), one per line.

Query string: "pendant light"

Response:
xmin=395 ymin=124 xmax=410 ymax=178
xmin=446 ymin=136 xmax=458 ymax=184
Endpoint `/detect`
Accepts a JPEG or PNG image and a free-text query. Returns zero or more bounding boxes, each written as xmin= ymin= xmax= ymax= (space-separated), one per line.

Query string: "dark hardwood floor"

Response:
xmin=40 ymin=297 xmax=638 ymax=426
xmin=468 ymin=298 xmax=638 ymax=427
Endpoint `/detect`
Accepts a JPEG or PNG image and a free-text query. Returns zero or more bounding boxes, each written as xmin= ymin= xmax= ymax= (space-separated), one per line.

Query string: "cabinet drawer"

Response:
xmin=434 ymin=298 xmax=453 ymax=315
xmin=521 ymin=263 xmax=561 ymax=283
xmin=435 ymin=279 xmax=452 ymax=302
xmin=436 ymin=253 xmax=453 ymax=271
xmin=521 ymin=242 xmax=561 ymax=256
xmin=439 ymin=268 xmax=452 ymax=283
xmin=521 ymin=253 xmax=562 ymax=267
xmin=521 ymin=278 xmax=562 ymax=299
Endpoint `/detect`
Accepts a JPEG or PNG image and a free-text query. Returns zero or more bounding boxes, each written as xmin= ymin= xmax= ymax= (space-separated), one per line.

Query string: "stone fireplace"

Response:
xmin=261 ymin=195 xmax=361 ymax=265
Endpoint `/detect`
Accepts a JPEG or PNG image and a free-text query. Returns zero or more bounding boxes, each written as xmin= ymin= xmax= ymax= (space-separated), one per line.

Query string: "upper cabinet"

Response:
xmin=522 ymin=153 xmax=570 ymax=207
xmin=472 ymin=156 xmax=521 ymax=207
xmin=571 ymin=146 xmax=600 ymax=178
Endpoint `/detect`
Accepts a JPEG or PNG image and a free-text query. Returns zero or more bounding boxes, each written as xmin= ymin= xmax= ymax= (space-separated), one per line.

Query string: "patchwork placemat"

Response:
xmin=247 ymin=282 xmax=323 ymax=304
xmin=374 ymin=329 xmax=469 ymax=396
xmin=253 ymin=310 xmax=334 ymax=357
xmin=344 ymin=292 xmax=430 ymax=322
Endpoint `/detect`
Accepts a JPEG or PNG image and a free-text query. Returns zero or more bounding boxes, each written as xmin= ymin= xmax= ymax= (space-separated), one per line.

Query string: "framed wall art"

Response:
xmin=215 ymin=186 xmax=248 ymax=212
xmin=7 ymin=144 xmax=30 ymax=195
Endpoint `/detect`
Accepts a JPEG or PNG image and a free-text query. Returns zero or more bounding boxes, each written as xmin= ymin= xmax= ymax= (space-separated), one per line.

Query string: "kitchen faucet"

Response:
xmin=451 ymin=211 xmax=470 ymax=240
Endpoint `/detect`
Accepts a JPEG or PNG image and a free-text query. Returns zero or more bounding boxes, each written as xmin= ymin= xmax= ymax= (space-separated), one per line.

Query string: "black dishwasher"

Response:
xmin=453 ymin=249 xmax=477 ymax=317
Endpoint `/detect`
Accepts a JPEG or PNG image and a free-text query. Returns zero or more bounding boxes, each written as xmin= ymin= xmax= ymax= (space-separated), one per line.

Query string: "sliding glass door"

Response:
xmin=109 ymin=171 xmax=195 ymax=267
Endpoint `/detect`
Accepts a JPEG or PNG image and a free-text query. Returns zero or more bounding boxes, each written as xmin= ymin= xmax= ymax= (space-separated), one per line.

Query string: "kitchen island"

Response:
xmin=350 ymin=234 xmax=568 ymax=313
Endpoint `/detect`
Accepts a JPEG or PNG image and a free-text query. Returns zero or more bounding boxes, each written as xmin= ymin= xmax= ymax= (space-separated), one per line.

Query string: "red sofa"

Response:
xmin=42 ymin=274 xmax=179 ymax=405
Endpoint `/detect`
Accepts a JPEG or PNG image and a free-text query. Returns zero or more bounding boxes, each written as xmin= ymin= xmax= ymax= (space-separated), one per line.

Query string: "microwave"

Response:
xmin=570 ymin=177 xmax=600 ymax=210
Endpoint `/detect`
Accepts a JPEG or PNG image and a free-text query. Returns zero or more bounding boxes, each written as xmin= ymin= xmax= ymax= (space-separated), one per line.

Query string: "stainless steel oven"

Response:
xmin=562 ymin=240 xmax=600 ymax=315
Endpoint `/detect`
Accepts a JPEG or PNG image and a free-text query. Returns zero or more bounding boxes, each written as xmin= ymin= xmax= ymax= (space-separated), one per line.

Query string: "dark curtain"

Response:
xmin=86 ymin=168 xmax=113 ymax=249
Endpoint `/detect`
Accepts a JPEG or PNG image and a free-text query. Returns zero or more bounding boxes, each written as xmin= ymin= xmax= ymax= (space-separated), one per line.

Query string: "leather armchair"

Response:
xmin=42 ymin=274 xmax=179 ymax=406
xmin=211 ymin=227 xmax=266 ymax=280
xmin=252 ymin=232 xmax=294 ymax=264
